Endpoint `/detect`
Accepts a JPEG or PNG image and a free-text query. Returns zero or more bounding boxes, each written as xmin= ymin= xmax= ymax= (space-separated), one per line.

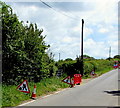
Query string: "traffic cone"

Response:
xmin=31 ymin=85 xmax=36 ymax=99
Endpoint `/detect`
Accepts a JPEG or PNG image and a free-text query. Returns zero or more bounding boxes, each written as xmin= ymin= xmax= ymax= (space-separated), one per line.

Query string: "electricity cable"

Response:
xmin=40 ymin=0 xmax=80 ymax=20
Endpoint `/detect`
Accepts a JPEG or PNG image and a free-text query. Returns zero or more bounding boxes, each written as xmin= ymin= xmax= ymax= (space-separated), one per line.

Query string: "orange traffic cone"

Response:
xmin=31 ymin=85 xmax=36 ymax=99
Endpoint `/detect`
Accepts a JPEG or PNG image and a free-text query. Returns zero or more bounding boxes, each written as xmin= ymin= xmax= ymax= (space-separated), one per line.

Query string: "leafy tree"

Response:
xmin=113 ymin=55 xmax=120 ymax=59
xmin=1 ymin=2 xmax=55 ymax=84
xmin=65 ymin=58 xmax=73 ymax=61
xmin=2 ymin=2 xmax=24 ymax=84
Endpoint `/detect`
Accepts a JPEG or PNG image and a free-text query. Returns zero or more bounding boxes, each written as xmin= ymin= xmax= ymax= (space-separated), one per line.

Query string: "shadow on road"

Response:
xmin=104 ymin=90 xmax=120 ymax=96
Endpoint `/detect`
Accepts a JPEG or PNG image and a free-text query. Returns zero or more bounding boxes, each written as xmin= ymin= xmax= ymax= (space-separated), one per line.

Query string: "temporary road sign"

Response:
xmin=62 ymin=76 xmax=74 ymax=85
xmin=16 ymin=80 xmax=30 ymax=93
xmin=74 ymin=74 xmax=82 ymax=84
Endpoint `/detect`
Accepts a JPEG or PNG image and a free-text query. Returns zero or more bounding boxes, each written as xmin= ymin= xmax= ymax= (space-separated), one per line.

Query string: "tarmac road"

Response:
xmin=19 ymin=69 xmax=119 ymax=106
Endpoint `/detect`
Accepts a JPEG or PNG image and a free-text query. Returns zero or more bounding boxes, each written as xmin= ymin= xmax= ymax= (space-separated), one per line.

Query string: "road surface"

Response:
xmin=18 ymin=69 xmax=119 ymax=106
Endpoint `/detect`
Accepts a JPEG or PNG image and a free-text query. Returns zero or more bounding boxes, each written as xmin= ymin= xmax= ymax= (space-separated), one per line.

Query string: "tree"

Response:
xmin=65 ymin=58 xmax=73 ymax=61
xmin=1 ymin=2 xmax=55 ymax=84
xmin=114 ymin=55 xmax=120 ymax=59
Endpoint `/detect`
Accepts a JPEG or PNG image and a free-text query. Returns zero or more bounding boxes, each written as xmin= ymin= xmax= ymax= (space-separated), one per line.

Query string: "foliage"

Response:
xmin=113 ymin=55 xmax=120 ymax=59
xmin=55 ymin=58 xmax=114 ymax=78
xmin=65 ymin=58 xmax=73 ymax=61
xmin=1 ymin=2 xmax=57 ymax=85
xmin=83 ymin=54 xmax=95 ymax=60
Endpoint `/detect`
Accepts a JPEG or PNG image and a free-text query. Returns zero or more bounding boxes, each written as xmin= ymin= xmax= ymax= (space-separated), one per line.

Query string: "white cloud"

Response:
xmin=84 ymin=27 xmax=93 ymax=38
xmin=62 ymin=36 xmax=72 ymax=43
xmin=84 ymin=39 xmax=107 ymax=58
xmin=73 ymin=26 xmax=80 ymax=32
xmin=5 ymin=0 xmax=118 ymax=60
xmin=98 ymin=28 xmax=109 ymax=33
xmin=80 ymin=0 xmax=118 ymax=26
xmin=84 ymin=38 xmax=118 ymax=58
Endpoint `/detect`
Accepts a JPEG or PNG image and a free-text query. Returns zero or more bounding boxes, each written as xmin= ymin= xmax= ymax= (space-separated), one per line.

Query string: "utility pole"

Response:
xmin=109 ymin=46 xmax=111 ymax=61
xmin=59 ymin=53 xmax=60 ymax=61
xmin=81 ymin=19 xmax=84 ymax=76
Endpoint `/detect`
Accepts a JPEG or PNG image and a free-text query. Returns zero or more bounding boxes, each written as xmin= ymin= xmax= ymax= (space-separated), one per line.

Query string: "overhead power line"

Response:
xmin=40 ymin=0 xmax=80 ymax=20
xmin=40 ymin=0 xmax=52 ymax=8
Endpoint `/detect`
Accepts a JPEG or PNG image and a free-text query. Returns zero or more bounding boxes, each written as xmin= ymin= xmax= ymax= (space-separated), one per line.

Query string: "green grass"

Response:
xmin=95 ymin=67 xmax=113 ymax=76
xmin=2 ymin=77 xmax=69 ymax=107
xmin=82 ymin=66 xmax=113 ymax=79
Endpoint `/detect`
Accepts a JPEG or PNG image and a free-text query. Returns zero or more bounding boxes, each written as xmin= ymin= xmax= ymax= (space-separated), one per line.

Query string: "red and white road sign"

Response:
xmin=16 ymin=80 xmax=30 ymax=93
xmin=62 ymin=76 xmax=74 ymax=85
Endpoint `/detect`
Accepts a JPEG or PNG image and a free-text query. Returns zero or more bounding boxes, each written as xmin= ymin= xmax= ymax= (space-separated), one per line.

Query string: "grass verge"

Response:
xmin=2 ymin=67 xmax=114 ymax=107
xmin=95 ymin=67 xmax=114 ymax=76
xmin=2 ymin=77 xmax=69 ymax=107
xmin=82 ymin=67 xmax=114 ymax=79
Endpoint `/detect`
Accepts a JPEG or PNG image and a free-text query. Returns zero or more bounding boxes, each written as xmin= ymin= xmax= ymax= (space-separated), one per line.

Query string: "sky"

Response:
xmin=2 ymin=0 xmax=119 ymax=61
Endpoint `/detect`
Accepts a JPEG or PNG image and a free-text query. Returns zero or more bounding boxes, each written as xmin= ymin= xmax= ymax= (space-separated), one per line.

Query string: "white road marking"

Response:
xmin=17 ymin=88 xmax=67 ymax=106
xmin=17 ymin=100 xmax=36 ymax=106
